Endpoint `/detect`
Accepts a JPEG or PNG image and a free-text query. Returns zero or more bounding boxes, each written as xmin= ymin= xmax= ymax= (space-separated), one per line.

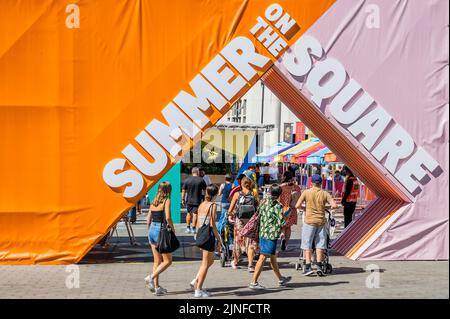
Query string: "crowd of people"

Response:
xmin=143 ymin=164 xmax=360 ymax=298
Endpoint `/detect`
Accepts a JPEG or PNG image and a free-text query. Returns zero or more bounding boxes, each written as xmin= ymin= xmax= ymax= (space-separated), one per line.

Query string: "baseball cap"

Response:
xmin=312 ymin=174 xmax=322 ymax=184
xmin=243 ymin=169 xmax=254 ymax=180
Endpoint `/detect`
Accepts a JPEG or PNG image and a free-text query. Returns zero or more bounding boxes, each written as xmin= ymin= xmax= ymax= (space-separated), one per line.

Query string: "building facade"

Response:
xmin=218 ymin=80 xmax=311 ymax=154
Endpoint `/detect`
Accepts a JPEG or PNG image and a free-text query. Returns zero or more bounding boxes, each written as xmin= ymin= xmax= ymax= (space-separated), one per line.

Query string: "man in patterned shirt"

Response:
xmin=249 ymin=184 xmax=292 ymax=290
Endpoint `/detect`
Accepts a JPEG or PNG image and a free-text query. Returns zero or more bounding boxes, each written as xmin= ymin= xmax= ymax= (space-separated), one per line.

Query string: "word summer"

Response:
xmin=103 ymin=3 xmax=299 ymax=199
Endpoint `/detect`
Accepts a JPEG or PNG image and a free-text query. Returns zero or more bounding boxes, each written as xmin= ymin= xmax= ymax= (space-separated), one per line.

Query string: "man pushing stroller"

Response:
xmin=295 ymin=174 xmax=337 ymax=276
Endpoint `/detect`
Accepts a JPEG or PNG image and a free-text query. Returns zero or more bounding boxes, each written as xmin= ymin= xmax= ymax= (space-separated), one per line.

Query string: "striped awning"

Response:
xmin=291 ymin=142 xmax=325 ymax=164
xmin=306 ymin=147 xmax=330 ymax=164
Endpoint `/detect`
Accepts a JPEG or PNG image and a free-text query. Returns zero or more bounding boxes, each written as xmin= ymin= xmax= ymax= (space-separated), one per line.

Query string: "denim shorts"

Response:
xmin=187 ymin=205 xmax=199 ymax=214
xmin=259 ymin=238 xmax=277 ymax=256
xmin=148 ymin=222 xmax=161 ymax=245
xmin=301 ymin=223 xmax=327 ymax=250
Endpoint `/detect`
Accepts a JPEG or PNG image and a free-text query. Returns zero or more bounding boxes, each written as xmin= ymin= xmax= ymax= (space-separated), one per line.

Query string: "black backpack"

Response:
xmin=237 ymin=191 xmax=256 ymax=219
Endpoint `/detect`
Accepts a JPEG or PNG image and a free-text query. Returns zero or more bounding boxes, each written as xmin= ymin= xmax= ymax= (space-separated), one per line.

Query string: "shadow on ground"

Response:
xmin=80 ymin=234 xmax=202 ymax=264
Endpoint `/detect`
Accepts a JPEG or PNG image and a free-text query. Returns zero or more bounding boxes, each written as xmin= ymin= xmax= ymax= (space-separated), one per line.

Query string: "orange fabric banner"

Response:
xmin=0 ymin=0 xmax=335 ymax=264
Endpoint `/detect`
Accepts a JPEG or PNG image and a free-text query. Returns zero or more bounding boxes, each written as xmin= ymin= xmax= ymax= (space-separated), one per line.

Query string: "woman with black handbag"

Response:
xmin=190 ymin=184 xmax=221 ymax=298
xmin=144 ymin=182 xmax=177 ymax=296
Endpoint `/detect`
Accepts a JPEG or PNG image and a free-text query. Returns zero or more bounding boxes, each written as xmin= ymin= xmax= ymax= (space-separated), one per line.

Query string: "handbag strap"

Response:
xmin=160 ymin=199 xmax=168 ymax=227
xmin=202 ymin=203 xmax=215 ymax=226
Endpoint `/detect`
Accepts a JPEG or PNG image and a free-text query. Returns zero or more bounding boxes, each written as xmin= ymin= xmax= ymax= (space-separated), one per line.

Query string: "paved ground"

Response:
xmin=0 ymin=210 xmax=448 ymax=299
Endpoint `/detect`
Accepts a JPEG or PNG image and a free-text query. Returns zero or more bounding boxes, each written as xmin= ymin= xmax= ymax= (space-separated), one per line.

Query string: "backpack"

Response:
xmin=237 ymin=191 xmax=256 ymax=219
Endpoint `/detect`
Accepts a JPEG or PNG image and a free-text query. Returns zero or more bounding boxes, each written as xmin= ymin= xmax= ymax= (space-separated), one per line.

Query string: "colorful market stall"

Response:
xmin=306 ymin=147 xmax=330 ymax=165
xmin=253 ymin=142 xmax=293 ymax=163
xmin=291 ymin=142 xmax=325 ymax=164
xmin=276 ymin=138 xmax=320 ymax=162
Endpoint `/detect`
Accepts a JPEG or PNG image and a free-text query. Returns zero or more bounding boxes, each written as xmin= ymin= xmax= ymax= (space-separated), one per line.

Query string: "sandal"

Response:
xmin=231 ymin=260 xmax=239 ymax=269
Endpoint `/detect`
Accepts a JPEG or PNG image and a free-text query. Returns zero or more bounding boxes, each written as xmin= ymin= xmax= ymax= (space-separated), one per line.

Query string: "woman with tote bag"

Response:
xmin=144 ymin=182 xmax=178 ymax=296
xmin=190 ymin=184 xmax=221 ymax=298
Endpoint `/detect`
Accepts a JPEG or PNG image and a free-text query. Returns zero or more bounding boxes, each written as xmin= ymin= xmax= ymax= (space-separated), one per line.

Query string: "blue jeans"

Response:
xmin=148 ymin=222 xmax=161 ymax=245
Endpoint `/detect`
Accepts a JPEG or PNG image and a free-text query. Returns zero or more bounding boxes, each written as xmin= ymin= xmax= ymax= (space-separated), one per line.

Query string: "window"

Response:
xmin=229 ymin=99 xmax=247 ymax=123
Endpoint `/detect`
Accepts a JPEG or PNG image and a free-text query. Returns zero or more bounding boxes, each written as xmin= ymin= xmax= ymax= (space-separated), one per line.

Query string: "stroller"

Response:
xmin=217 ymin=211 xmax=234 ymax=267
xmin=295 ymin=209 xmax=336 ymax=274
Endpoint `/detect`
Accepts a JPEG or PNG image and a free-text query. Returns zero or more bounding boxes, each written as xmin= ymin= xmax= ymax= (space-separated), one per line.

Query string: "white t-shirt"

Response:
xmin=321 ymin=166 xmax=330 ymax=178
xmin=270 ymin=167 xmax=278 ymax=180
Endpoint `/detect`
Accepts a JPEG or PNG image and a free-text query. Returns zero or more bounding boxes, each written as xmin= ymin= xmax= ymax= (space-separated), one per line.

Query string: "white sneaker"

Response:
xmin=154 ymin=286 xmax=167 ymax=296
xmin=249 ymin=282 xmax=266 ymax=290
xmin=144 ymin=275 xmax=155 ymax=292
xmin=194 ymin=289 xmax=210 ymax=298
xmin=189 ymin=278 xmax=197 ymax=290
xmin=185 ymin=228 xmax=191 ymax=234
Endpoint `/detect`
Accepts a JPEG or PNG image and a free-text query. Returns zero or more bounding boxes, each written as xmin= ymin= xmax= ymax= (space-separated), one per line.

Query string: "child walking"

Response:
xmin=249 ymin=184 xmax=292 ymax=289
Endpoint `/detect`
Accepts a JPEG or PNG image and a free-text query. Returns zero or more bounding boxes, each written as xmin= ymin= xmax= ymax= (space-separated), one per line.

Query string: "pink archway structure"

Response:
xmin=263 ymin=0 xmax=448 ymax=260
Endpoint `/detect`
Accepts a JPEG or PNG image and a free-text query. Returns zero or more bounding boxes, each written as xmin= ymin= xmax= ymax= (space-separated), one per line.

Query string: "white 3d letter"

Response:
xmin=283 ymin=35 xmax=323 ymax=78
xmin=329 ymin=79 xmax=374 ymax=125
xmin=347 ymin=106 xmax=392 ymax=151
xmin=372 ymin=124 xmax=415 ymax=174
xmin=306 ymin=58 xmax=347 ymax=107
xmin=201 ymin=55 xmax=247 ymax=100
xmin=395 ymin=148 xmax=441 ymax=195
xmin=221 ymin=36 xmax=271 ymax=82
xmin=102 ymin=158 xmax=144 ymax=199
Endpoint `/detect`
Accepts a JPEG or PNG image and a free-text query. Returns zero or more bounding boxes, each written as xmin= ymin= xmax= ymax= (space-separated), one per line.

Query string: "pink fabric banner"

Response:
xmin=273 ymin=0 xmax=448 ymax=259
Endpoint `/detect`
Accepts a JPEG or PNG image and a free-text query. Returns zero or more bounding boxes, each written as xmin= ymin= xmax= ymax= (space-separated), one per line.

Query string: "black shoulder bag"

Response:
xmin=195 ymin=203 xmax=215 ymax=252
xmin=156 ymin=201 xmax=180 ymax=254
